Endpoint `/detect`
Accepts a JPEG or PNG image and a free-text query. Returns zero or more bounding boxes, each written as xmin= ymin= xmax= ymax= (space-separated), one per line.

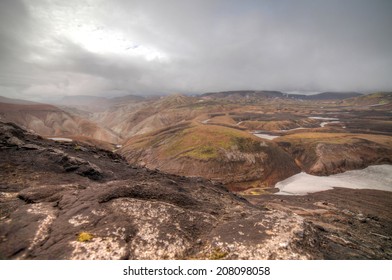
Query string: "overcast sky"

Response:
xmin=0 ymin=0 xmax=391 ymax=101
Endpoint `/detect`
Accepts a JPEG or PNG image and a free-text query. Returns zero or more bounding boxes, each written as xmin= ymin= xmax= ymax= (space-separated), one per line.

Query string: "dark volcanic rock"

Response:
xmin=0 ymin=121 xmax=307 ymax=259
xmin=0 ymin=121 xmax=391 ymax=260
xmin=60 ymin=154 xmax=103 ymax=180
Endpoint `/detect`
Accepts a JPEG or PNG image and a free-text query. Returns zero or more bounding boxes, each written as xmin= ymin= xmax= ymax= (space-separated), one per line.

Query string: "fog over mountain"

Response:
xmin=0 ymin=0 xmax=391 ymax=101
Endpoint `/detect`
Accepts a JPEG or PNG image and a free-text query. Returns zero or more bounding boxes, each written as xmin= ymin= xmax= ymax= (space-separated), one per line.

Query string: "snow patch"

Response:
xmin=309 ymin=117 xmax=339 ymax=121
xmin=48 ymin=137 xmax=73 ymax=142
xmin=276 ymin=165 xmax=392 ymax=195
xmin=278 ymin=127 xmax=306 ymax=132
xmin=254 ymin=133 xmax=279 ymax=140
xmin=320 ymin=121 xmax=341 ymax=127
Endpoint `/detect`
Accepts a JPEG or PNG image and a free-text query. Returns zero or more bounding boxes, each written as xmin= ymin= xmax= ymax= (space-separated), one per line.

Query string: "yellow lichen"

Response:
xmin=77 ymin=232 xmax=94 ymax=242
xmin=209 ymin=248 xmax=228 ymax=260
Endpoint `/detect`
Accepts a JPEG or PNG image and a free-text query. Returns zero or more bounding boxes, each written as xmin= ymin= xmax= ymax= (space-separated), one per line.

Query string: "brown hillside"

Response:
xmin=119 ymin=123 xmax=300 ymax=191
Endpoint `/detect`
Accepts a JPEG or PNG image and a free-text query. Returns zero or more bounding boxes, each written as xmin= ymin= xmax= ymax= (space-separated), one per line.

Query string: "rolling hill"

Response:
xmin=119 ymin=122 xmax=300 ymax=191
xmin=0 ymin=98 xmax=121 ymax=143
xmin=275 ymin=132 xmax=392 ymax=175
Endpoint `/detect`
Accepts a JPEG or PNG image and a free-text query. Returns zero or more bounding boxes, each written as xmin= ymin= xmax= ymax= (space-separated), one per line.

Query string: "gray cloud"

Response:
xmin=0 ymin=0 xmax=391 ymax=101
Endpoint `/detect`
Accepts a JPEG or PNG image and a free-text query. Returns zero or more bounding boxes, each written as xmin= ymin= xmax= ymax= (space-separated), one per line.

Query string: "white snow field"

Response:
xmin=276 ymin=164 xmax=392 ymax=195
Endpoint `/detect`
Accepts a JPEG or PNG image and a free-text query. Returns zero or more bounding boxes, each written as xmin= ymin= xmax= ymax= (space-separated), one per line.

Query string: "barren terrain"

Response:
xmin=1 ymin=121 xmax=391 ymax=259
xmin=0 ymin=91 xmax=391 ymax=259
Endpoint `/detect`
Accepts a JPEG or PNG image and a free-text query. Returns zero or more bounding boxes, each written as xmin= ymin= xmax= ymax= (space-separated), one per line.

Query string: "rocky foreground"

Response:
xmin=0 ymin=121 xmax=391 ymax=259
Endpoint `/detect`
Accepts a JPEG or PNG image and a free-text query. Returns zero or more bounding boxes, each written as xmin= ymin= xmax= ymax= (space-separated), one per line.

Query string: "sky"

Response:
xmin=0 ymin=0 xmax=391 ymax=101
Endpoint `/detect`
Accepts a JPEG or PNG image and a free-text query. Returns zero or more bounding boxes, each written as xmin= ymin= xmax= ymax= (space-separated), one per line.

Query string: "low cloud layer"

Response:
xmin=0 ymin=0 xmax=391 ymax=100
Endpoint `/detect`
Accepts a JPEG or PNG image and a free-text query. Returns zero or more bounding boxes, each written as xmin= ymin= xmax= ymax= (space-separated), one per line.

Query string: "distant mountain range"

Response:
xmin=0 ymin=95 xmax=40 ymax=105
xmin=201 ymin=90 xmax=363 ymax=100
xmin=58 ymin=94 xmax=146 ymax=112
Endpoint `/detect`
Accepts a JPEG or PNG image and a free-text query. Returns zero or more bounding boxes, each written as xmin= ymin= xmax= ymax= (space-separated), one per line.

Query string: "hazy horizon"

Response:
xmin=1 ymin=89 xmax=373 ymax=103
xmin=1 ymin=0 xmax=391 ymax=101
